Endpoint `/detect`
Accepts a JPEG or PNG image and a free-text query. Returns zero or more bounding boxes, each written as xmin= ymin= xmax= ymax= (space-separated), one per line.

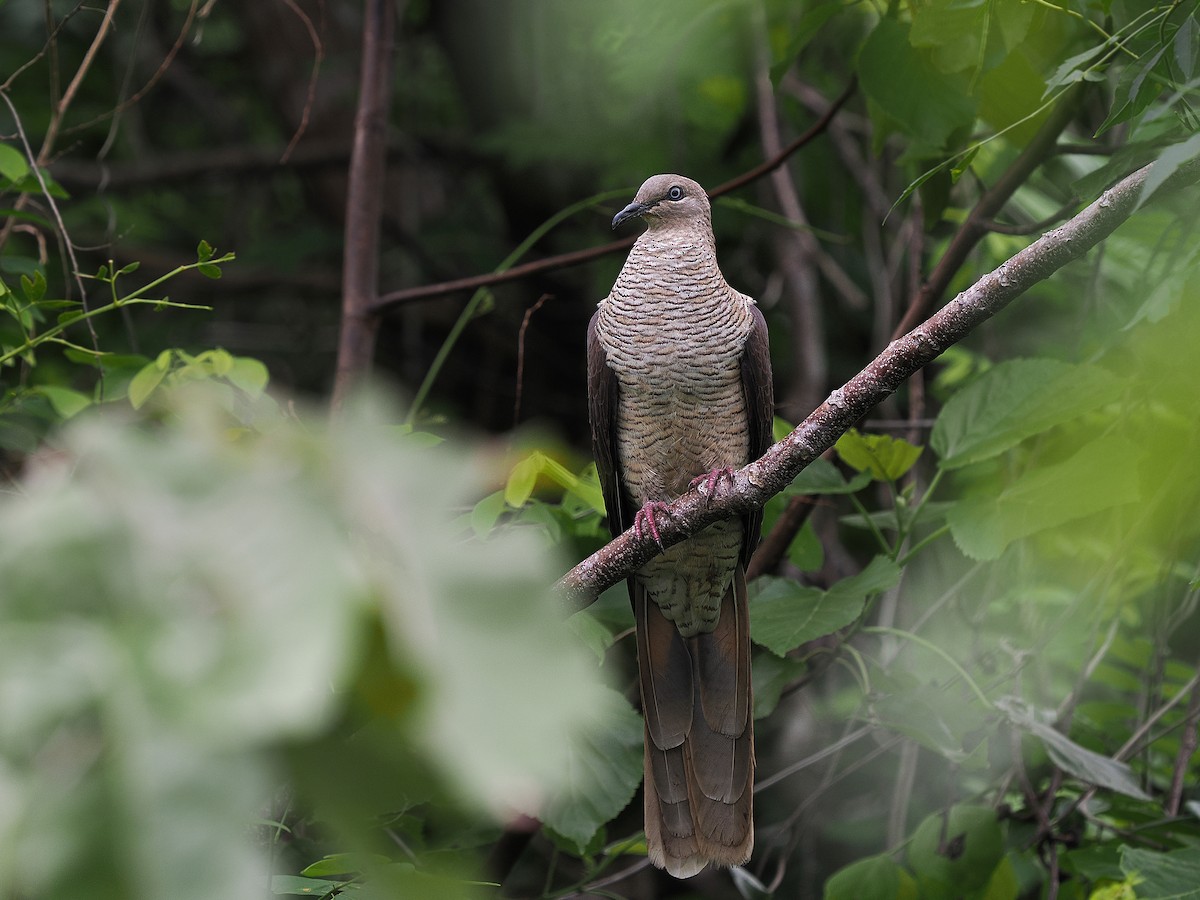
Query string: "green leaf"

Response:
xmin=787 ymin=519 xmax=824 ymax=572
xmin=752 ymin=651 xmax=806 ymax=720
xmin=20 ymin=270 xmax=46 ymax=303
xmin=196 ymin=239 xmax=214 ymax=262
xmin=980 ymin=855 xmax=1019 ymax=900
xmin=1119 ymin=846 xmax=1200 ymax=899
xmin=931 ymin=358 xmax=1124 ymax=469
xmin=0 ymin=142 xmax=30 ymax=182
xmin=751 ymin=556 xmax=900 ymax=655
xmin=127 ymin=361 xmax=169 ymax=409
xmin=770 ymin=1 xmax=843 ymax=82
xmin=227 ymin=356 xmax=270 ymax=395
xmin=857 ymin=18 xmax=977 ymax=152
xmin=567 ymin=609 xmax=615 ymax=663
xmin=271 ymin=875 xmax=357 ymax=895
xmin=470 ymin=490 xmax=507 ymax=536
xmin=999 ymin=699 xmax=1150 ymax=800
xmin=301 ymin=853 xmax=390 ymax=877
xmin=835 ymin=429 xmax=923 ymax=481
xmin=784 ymin=457 xmax=872 ymax=495
xmin=504 ymin=454 xmax=540 ymax=507
xmin=197 ymin=262 xmax=222 ymax=279
xmin=906 ymin=806 xmax=1003 ymax=899
xmin=1137 ymin=131 xmax=1200 ymax=210
xmin=1043 ymin=40 xmax=1111 ymax=95
xmin=947 ymin=435 xmax=1141 ymax=560
xmin=540 ymin=687 xmax=643 ymax=851
xmin=772 ymin=415 xmax=794 ymax=442
xmin=1096 ymin=45 xmax=1170 ymax=137
xmin=35 ymin=386 xmax=91 ymax=419
xmin=824 ymin=853 xmax=918 ymax=900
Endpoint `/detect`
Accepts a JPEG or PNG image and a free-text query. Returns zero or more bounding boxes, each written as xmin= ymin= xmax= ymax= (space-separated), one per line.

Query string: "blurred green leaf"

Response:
xmin=35 ymin=385 xmax=91 ymax=419
xmin=0 ymin=387 xmax=607 ymax=899
xmin=128 ymin=361 xmax=168 ymax=408
xmin=272 ymin=874 xmax=357 ymax=894
xmin=0 ymin=142 xmax=30 ymax=182
xmin=999 ymin=699 xmax=1150 ymax=800
xmin=1137 ymin=131 xmax=1200 ymax=210
xmin=906 ymin=806 xmax=1003 ymax=899
xmin=858 ymin=18 xmax=977 ymax=153
xmin=504 ymin=453 xmax=539 ymax=507
xmin=947 ymin=436 xmax=1141 ymax=560
xmin=824 ymin=853 xmax=918 ymax=900
xmin=541 ymin=687 xmax=643 ymax=852
xmin=931 ymin=358 xmax=1124 ymax=469
xmin=1119 ymin=846 xmax=1200 ymax=898
xmin=301 ymin=853 xmax=391 ymax=877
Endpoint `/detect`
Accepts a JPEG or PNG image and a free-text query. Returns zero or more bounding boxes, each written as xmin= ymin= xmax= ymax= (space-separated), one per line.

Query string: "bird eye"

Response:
xmin=667 ymin=185 xmax=684 ymax=201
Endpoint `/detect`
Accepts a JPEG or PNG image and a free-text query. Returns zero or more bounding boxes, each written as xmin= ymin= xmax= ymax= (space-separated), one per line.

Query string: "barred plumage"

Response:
xmin=587 ymin=174 xmax=774 ymax=878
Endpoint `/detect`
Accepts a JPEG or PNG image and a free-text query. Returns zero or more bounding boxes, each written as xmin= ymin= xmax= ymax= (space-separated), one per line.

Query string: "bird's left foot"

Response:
xmin=633 ymin=501 xmax=671 ymax=551
xmin=689 ymin=466 xmax=736 ymax=502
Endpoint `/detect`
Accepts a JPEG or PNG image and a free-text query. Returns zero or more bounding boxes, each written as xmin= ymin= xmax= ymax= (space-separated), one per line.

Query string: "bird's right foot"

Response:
xmin=633 ymin=501 xmax=671 ymax=552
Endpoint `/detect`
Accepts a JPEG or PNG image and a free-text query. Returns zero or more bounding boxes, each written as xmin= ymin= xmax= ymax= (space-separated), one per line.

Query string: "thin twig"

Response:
xmin=512 ymin=293 xmax=552 ymax=428
xmin=62 ymin=0 xmax=199 ymax=136
xmin=1165 ymin=675 xmax=1200 ymax=816
xmin=43 ymin=0 xmax=122 ymax=163
xmin=370 ymin=78 xmax=858 ymax=313
xmin=276 ymin=0 xmax=326 ymax=164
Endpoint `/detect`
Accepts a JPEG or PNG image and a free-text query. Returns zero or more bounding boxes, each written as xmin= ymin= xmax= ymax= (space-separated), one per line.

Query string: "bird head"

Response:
xmin=611 ymin=174 xmax=711 ymax=231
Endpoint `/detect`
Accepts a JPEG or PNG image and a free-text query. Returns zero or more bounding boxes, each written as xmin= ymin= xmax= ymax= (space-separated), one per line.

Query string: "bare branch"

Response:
xmin=556 ymin=157 xmax=1200 ymax=608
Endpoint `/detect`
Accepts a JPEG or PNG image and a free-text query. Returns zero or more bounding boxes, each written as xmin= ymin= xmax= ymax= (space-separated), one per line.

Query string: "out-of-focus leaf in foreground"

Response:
xmin=0 ymin=386 xmax=609 ymax=899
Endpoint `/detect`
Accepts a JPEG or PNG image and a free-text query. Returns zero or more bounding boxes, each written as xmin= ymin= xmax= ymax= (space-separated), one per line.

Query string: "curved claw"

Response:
xmin=689 ymin=466 xmax=736 ymax=502
xmin=633 ymin=501 xmax=671 ymax=551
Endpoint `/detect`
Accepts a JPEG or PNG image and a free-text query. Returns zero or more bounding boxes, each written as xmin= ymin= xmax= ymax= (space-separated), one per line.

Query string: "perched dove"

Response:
xmin=587 ymin=174 xmax=774 ymax=878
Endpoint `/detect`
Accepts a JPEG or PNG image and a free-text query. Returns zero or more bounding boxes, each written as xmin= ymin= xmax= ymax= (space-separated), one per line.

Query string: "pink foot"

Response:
xmin=634 ymin=501 xmax=671 ymax=551
xmin=689 ymin=466 xmax=736 ymax=500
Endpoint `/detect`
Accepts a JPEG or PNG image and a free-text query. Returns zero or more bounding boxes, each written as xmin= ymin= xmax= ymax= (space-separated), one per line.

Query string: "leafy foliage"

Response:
xmin=3 ymin=0 xmax=1200 ymax=897
xmin=0 ymin=388 xmax=611 ymax=900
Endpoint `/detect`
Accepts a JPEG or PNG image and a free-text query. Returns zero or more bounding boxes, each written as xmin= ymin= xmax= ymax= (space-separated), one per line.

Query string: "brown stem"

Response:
xmin=556 ymin=156 xmax=1200 ymax=608
xmin=751 ymin=12 xmax=826 ymax=418
xmin=1165 ymin=674 xmax=1200 ymax=817
xmin=331 ymin=0 xmax=397 ymax=408
xmin=746 ymin=494 xmax=816 ymax=580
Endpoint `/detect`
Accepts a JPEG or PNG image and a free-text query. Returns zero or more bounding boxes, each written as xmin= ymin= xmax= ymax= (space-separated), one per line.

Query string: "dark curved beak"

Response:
xmin=612 ymin=200 xmax=651 ymax=230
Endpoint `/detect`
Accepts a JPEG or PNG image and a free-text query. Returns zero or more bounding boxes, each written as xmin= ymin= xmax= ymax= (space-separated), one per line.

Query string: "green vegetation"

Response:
xmin=2 ymin=2 xmax=1199 ymax=898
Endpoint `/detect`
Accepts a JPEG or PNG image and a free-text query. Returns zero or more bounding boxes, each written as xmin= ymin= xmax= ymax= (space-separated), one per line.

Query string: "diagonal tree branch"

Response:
xmin=556 ymin=156 xmax=1200 ymax=609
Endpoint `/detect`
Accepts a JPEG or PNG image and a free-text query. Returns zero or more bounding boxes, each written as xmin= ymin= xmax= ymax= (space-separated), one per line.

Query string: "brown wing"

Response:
xmin=739 ymin=303 xmax=775 ymax=566
xmin=587 ymin=310 xmax=631 ymax=538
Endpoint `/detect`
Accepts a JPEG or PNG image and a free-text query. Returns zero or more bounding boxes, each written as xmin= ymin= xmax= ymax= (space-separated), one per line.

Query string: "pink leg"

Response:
xmin=689 ymin=466 xmax=736 ymax=499
xmin=634 ymin=501 xmax=671 ymax=551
